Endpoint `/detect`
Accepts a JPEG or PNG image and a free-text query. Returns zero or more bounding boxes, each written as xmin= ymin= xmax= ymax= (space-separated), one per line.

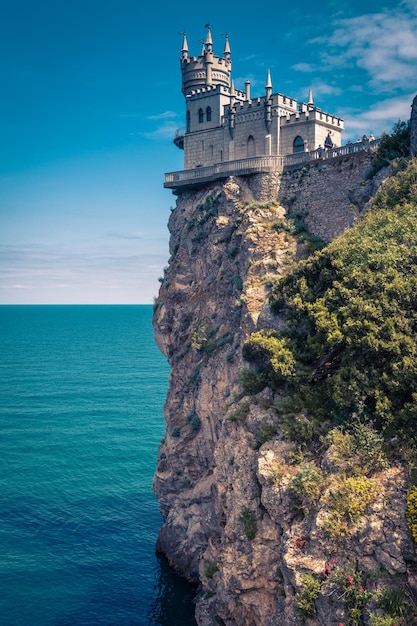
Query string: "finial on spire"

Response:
xmin=180 ymin=31 xmax=189 ymax=55
xmin=265 ymin=69 xmax=272 ymax=89
xmin=223 ymin=33 xmax=231 ymax=57
xmin=204 ymin=24 xmax=213 ymax=45
xmin=308 ymin=87 xmax=314 ymax=105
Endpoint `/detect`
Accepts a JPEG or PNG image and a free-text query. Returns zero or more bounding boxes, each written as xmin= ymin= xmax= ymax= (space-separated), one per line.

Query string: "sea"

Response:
xmin=0 ymin=305 xmax=197 ymax=626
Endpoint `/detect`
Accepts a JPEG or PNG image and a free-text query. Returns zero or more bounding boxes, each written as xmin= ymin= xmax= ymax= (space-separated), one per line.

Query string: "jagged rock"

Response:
xmin=152 ymin=162 xmax=417 ymax=624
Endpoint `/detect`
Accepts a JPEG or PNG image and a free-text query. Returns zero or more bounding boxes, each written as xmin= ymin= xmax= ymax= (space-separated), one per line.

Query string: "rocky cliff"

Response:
xmin=153 ymin=149 xmax=417 ymax=624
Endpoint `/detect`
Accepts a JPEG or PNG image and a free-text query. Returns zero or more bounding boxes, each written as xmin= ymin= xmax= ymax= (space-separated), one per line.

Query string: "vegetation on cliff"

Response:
xmin=243 ymin=157 xmax=417 ymax=462
xmin=239 ymin=156 xmax=417 ymax=625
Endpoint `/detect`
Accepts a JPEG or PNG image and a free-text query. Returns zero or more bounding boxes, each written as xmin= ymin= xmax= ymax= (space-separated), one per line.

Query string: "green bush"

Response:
xmin=291 ymin=462 xmax=325 ymax=504
xmin=228 ymin=401 xmax=250 ymax=422
xmin=255 ymin=422 xmax=278 ymax=447
xmin=203 ymin=560 xmax=219 ymax=579
xmin=406 ymin=485 xmax=417 ymax=543
xmin=268 ymin=158 xmax=417 ymax=452
xmin=243 ymin=330 xmax=295 ymax=391
xmin=321 ymin=475 xmax=377 ymax=537
xmin=239 ymin=507 xmax=257 ymax=540
xmin=377 ymin=586 xmax=411 ymax=617
xmin=325 ymin=419 xmax=388 ymax=475
xmin=366 ymin=120 xmax=410 ymax=178
xmin=369 ymin=614 xmax=397 ymax=626
xmin=296 ymin=573 xmax=320 ymax=618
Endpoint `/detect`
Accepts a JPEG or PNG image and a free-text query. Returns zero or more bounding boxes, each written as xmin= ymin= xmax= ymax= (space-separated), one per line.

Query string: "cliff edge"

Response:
xmin=153 ymin=144 xmax=417 ymax=624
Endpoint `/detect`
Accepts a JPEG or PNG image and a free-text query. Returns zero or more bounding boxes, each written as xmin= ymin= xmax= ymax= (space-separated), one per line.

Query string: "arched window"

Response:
xmin=186 ymin=110 xmax=190 ymax=133
xmin=198 ymin=108 xmax=204 ymax=123
xmin=324 ymin=133 xmax=333 ymax=148
xmin=293 ymin=136 xmax=305 ymax=153
xmin=206 ymin=106 xmax=212 ymax=122
xmin=247 ymin=135 xmax=255 ymax=157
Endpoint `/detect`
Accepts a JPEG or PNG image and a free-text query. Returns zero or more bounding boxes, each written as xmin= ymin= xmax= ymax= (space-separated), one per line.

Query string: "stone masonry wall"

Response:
xmin=244 ymin=150 xmax=379 ymax=242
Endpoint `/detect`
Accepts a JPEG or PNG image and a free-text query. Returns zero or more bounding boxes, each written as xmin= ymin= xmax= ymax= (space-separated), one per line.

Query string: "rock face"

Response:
xmin=153 ymin=155 xmax=417 ymax=624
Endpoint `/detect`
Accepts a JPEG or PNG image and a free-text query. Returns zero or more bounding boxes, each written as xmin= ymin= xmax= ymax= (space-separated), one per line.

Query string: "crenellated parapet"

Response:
xmin=170 ymin=26 xmax=345 ymax=180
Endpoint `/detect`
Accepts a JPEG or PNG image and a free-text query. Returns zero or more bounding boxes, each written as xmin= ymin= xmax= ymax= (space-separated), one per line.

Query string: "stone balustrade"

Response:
xmin=164 ymin=139 xmax=380 ymax=191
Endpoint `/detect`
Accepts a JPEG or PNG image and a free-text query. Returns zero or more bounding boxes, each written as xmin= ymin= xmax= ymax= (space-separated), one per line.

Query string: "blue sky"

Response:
xmin=1 ymin=0 xmax=416 ymax=304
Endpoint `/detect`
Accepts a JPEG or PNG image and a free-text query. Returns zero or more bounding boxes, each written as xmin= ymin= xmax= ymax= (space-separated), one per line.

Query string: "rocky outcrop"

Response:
xmin=153 ymin=154 xmax=417 ymax=624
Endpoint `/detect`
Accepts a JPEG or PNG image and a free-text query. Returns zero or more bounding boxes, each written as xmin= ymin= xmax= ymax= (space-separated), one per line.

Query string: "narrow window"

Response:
xmin=206 ymin=106 xmax=212 ymax=122
xmin=186 ymin=110 xmax=190 ymax=133
xmin=247 ymin=135 xmax=255 ymax=157
xmin=293 ymin=135 xmax=304 ymax=153
xmin=198 ymin=108 xmax=204 ymax=123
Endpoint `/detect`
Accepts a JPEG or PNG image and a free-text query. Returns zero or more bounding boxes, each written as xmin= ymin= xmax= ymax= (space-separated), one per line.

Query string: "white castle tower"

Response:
xmin=166 ymin=26 xmax=344 ymax=188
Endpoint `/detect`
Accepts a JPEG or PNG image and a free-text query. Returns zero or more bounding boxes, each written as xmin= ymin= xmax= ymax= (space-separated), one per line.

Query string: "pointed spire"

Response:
xmin=265 ymin=68 xmax=272 ymax=90
xmin=308 ymin=87 xmax=314 ymax=105
xmin=181 ymin=31 xmax=189 ymax=57
xmin=205 ymin=24 xmax=213 ymax=46
xmin=223 ymin=34 xmax=231 ymax=57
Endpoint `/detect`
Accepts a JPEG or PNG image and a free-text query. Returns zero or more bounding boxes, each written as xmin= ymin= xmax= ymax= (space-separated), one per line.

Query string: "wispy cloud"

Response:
xmin=313 ymin=4 xmax=417 ymax=92
xmin=107 ymin=231 xmax=144 ymax=240
xmin=147 ymin=111 xmax=177 ymax=121
xmin=140 ymin=122 xmax=179 ymax=140
xmin=341 ymin=93 xmax=414 ymax=140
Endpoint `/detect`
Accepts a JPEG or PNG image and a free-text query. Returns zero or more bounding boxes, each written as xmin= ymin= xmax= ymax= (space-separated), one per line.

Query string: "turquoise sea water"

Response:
xmin=0 ymin=305 xmax=196 ymax=626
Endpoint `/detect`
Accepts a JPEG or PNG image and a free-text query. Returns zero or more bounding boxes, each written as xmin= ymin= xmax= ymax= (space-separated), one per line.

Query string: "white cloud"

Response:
xmin=140 ymin=122 xmax=179 ymax=140
xmin=315 ymin=6 xmax=417 ymax=92
xmin=147 ymin=111 xmax=178 ymax=121
xmin=341 ymin=93 xmax=414 ymax=140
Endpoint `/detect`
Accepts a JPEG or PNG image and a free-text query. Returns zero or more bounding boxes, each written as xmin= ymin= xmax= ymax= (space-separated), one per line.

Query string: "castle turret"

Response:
xmin=265 ymin=69 xmax=272 ymax=128
xmin=180 ymin=26 xmax=232 ymax=96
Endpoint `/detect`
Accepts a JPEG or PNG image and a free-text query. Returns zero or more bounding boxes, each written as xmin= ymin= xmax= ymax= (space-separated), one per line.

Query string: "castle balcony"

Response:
xmin=164 ymin=139 xmax=380 ymax=192
xmin=173 ymin=128 xmax=185 ymax=149
xmin=164 ymin=155 xmax=286 ymax=191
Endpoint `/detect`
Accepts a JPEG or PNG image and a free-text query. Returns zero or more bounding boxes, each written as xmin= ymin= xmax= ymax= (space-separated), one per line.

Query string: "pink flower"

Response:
xmin=358 ymin=585 xmax=364 ymax=592
xmin=346 ymin=575 xmax=353 ymax=584
xmin=371 ymin=581 xmax=376 ymax=588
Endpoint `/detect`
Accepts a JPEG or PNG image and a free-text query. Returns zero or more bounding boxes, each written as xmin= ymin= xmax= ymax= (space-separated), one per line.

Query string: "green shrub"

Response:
xmin=242 ymin=330 xmax=295 ymax=391
xmin=291 ymin=462 xmax=325 ymax=504
xmin=377 ymin=586 xmax=411 ymax=617
xmin=238 ymin=369 xmax=266 ymax=395
xmin=268 ymin=158 xmax=417 ymax=450
xmin=325 ymin=419 xmax=388 ymax=475
xmin=369 ymin=614 xmax=397 ymax=626
xmin=321 ymin=475 xmax=377 ymax=536
xmin=203 ymin=560 xmax=219 ymax=579
xmin=228 ymin=401 xmax=250 ymax=422
xmin=255 ymin=422 xmax=278 ymax=447
xmin=406 ymin=485 xmax=417 ymax=543
xmin=366 ymin=120 xmax=410 ymax=178
xmin=171 ymin=426 xmax=181 ymax=438
xmin=296 ymin=573 xmax=320 ymax=618
xmin=188 ymin=412 xmax=202 ymax=432
xmin=239 ymin=507 xmax=257 ymax=540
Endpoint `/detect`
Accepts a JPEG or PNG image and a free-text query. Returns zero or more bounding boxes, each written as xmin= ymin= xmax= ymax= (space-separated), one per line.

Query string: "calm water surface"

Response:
xmin=0 ymin=305 xmax=197 ymax=625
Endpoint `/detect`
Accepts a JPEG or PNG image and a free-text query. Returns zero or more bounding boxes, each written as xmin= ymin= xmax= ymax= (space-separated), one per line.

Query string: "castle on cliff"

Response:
xmin=165 ymin=26 xmax=345 ymax=191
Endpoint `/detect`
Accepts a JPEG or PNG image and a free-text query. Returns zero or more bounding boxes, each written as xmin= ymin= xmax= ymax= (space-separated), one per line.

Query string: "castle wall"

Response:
xmin=244 ymin=150 xmax=376 ymax=242
xmin=183 ymin=127 xmax=225 ymax=169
